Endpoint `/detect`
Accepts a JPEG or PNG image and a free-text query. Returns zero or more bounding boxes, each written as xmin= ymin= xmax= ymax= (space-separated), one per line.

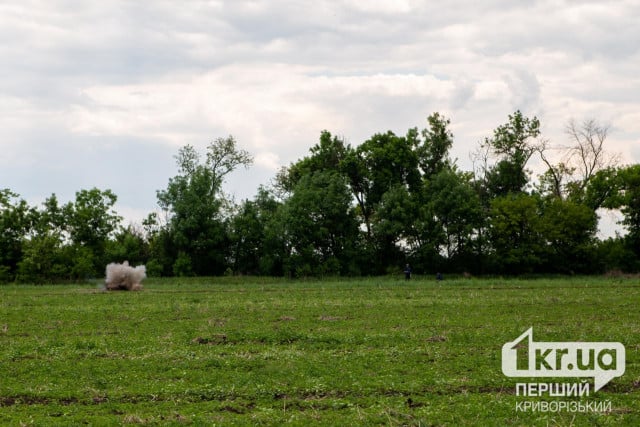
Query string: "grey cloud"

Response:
xmin=450 ymin=80 xmax=475 ymax=110
xmin=1 ymin=0 xmax=639 ymax=222
xmin=506 ymin=70 xmax=541 ymax=112
xmin=473 ymin=1 xmax=640 ymax=61
xmin=0 ymin=127 xmax=176 ymax=210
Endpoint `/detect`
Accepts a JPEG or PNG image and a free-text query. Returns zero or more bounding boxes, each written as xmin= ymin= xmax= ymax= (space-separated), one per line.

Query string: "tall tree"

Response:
xmin=483 ymin=111 xmax=541 ymax=196
xmin=62 ymin=188 xmax=121 ymax=274
xmin=613 ymin=165 xmax=640 ymax=265
xmin=426 ymin=169 xmax=483 ymax=262
xmin=373 ymin=184 xmax=418 ymax=263
xmin=537 ymin=118 xmax=618 ymax=204
xmin=281 ymin=171 xmax=360 ymax=277
xmin=343 ymin=130 xmax=420 ymax=241
xmin=275 ymin=130 xmax=350 ymax=195
xmin=64 ymin=188 xmax=120 ymax=251
xmin=416 ymin=112 xmax=454 ymax=178
xmin=156 ymin=136 xmax=252 ymax=275
xmin=0 ymin=190 xmax=35 ymax=281
xmin=565 ymin=119 xmax=616 ymax=192
xmin=229 ymin=187 xmax=281 ymax=275
xmin=16 ymin=188 xmax=120 ymax=282
xmin=105 ymin=225 xmax=149 ymax=267
xmin=539 ymin=198 xmax=598 ymax=273
xmin=488 ymin=194 xmax=544 ymax=274
xmin=16 ymin=194 xmax=70 ymax=282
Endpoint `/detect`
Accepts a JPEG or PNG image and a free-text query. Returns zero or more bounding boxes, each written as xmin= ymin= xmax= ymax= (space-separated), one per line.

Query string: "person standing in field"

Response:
xmin=404 ymin=264 xmax=412 ymax=280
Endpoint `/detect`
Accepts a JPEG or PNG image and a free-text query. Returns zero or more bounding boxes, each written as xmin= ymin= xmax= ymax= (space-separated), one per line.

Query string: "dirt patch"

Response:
xmin=192 ymin=334 xmax=227 ymax=345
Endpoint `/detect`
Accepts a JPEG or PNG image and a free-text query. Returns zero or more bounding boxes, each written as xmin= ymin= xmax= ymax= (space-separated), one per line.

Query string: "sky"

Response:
xmin=1 ymin=0 xmax=639 ymax=231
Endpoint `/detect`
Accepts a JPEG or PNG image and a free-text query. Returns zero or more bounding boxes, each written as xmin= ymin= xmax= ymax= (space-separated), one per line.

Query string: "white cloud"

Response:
xmin=343 ymin=0 xmax=415 ymax=14
xmin=254 ymin=151 xmax=281 ymax=171
xmin=0 ymin=0 xmax=638 ymax=225
xmin=66 ymin=65 xmax=456 ymax=155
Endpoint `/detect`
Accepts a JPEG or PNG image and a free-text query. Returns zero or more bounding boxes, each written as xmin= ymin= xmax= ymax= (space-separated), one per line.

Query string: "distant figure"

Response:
xmin=436 ymin=272 xmax=443 ymax=281
xmin=404 ymin=264 xmax=412 ymax=280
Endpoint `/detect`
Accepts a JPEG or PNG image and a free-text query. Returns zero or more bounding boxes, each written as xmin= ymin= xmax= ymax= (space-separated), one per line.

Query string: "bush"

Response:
xmin=173 ymin=252 xmax=194 ymax=277
xmin=145 ymin=259 xmax=164 ymax=277
xmin=0 ymin=265 xmax=12 ymax=283
xmin=105 ymin=227 xmax=149 ymax=266
xmin=596 ymin=237 xmax=640 ymax=273
xmin=69 ymin=246 xmax=96 ymax=280
xmin=16 ymin=234 xmax=69 ymax=283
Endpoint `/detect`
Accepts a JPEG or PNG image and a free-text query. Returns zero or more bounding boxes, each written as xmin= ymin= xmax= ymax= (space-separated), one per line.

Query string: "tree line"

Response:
xmin=2 ymin=111 xmax=639 ymax=282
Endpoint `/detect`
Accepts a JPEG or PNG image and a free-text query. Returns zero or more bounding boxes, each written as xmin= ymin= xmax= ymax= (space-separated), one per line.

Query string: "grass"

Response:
xmin=0 ymin=276 xmax=639 ymax=425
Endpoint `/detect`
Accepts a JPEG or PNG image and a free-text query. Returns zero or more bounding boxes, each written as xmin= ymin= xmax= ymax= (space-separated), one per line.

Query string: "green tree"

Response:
xmin=156 ymin=137 xmax=253 ymax=276
xmin=15 ymin=191 xmax=116 ymax=283
xmin=416 ymin=112 xmax=454 ymax=178
xmin=583 ymin=167 xmax=622 ymax=211
xmin=229 ymin=187 xmax=281 ymax=275
xmin=34 ymin=194 xmax=67 ymax=237
xmin=539 ymin=198 xmax=598 ymax=273
xmin=426 ymin=169 xmax=483 ymax=266
xmin=144 ymin=212 xmax=174 ymax=277
xmin=0 ymin=189 xmax=37 ymax=281
xmin=13 ymin=193 xmax=76 ymax=283
xmin=64 ymin=188 xmax=121 ymax=256
xmin=483 ymin=111 xmax=541 ymax=196
xmin=276 ymin=131 xmax=350 ymax=194
xmin=373 ymin=184 xmax=416 ymax=259
xmin=595 ymin=237 xmax=637 ymax=273
xmin=614 ymin=165 xmax=640 ymax=268
xmin=282 ymin=171 xmax=360 ymax=277
xmin=343 ymin=130 xmax=420 ymax=240
xmin=105 ymin=225 xmax=149 ymax=267
xmin=488 ymin=194 xmax=544 ymax=274
xmin=16 ymin=232 xmax=68 ymax=283
xmin=340 ymin=115 xmax=458 ymax=273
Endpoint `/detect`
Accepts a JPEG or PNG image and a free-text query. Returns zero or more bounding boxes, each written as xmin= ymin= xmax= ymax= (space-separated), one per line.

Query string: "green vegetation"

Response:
xmin=1 ymin=277 xmax=638 ymax=425
xmin=2 ymin=113 xmax=640 ymax=282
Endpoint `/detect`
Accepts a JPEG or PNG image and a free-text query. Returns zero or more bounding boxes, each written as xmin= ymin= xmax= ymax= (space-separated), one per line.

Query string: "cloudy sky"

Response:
xmin=1 ymin=0 xmax=639 ymax=226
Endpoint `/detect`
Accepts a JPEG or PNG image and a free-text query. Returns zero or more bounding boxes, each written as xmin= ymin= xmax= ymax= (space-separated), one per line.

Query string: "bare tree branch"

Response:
xmin=564 ymin=118 xmax=617 ymax=192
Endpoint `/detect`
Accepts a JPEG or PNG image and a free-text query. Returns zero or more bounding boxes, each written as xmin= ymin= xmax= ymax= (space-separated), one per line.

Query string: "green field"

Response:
xmin=0 ymin=277 xmax=638 ymax=426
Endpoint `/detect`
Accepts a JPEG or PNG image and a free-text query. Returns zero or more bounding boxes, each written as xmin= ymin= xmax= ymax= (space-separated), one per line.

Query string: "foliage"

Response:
xmin=172 ymin=251 xmax=195 ymax=277
xmin=0 ymin=189 xmax=36 ymax=279
xmin=3 ymin=188 xmax=122 ymax=283
xmin=482 ymin=110 xmax=541 ymax=196
xmin=617 ymin=165 xmax=640 ymax=249
xmin=229 ymin=187 xmax=281 ymax=275
xmin=425 ymin=169 xmax=483 ymax=261
xmin=154 ymin=136 xmax=253 ymax=276
xmin=488 ymin=194 xmax=544 ymax=274
xmin=280 ymin=171 xmax=360 ymax=277
xmin=416 ymin=112 xmax=454 ymax=177
xmin=2 ymin=114 xmax=640 ymax=281
xmin=595 ymin=237 xmax=639 ymax=273
xmin=539 ymin=198 xmax=598 ymax=273
xmin=63 ymin=188 xmax=120 ymax=252
xmin=104 ymin=226 xmax=149 ymax=266
xmin=16 ymin=232 xmax=68 ymax=283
